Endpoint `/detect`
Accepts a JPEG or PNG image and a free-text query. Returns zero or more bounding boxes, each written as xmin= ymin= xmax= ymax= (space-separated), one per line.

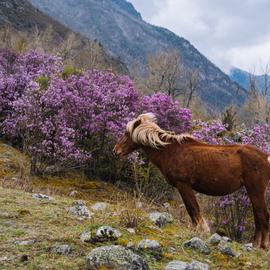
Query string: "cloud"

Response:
xmin=130 ymin=0 xmax=270 ymax=73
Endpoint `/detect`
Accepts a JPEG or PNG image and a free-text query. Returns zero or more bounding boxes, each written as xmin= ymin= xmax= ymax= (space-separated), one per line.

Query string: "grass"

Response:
xmin=1 ymin=142 xmax=270 ymax=269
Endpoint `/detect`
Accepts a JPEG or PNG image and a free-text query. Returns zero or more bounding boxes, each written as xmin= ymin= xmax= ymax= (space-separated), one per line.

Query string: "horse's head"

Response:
xmin=113 ymin=113 xmax=156 ymax=157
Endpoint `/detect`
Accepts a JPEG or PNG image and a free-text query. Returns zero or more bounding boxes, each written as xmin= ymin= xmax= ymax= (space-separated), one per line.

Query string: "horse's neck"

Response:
xmin=142 ymin=143 xmax=177 ymax=169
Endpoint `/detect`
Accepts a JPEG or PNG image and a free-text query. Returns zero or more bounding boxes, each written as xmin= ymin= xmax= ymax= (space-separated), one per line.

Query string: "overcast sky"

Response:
xmin=129 ymin=0 xmax=270 ymax=74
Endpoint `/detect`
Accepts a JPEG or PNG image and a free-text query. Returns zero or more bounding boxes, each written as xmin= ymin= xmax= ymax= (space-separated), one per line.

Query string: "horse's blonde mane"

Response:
xmin=126 ymin=113 xmax=195 ymax=148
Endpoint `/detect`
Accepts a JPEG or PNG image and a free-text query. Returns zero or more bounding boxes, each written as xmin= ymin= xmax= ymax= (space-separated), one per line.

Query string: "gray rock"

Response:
xmin=136 ymin=201 xmax=143 ymax=208
xmin=218 ymin=242 xmax=237 ymax=257
xmin=69 ymin=200 xmax=93 ymax=219
xmin=14 ymin=239 xmax=36 ymax=246
xmin=222 ymin=236 xmax=231 ymax=242
xmin=165 ymin=260 xmax=210 ymax=270
xmin=69 ymin=190 xmax=78 ymax=197
xmin=187 ymin=260 xmax=210 ymax=270
xmin=208 ymin=233 xmax=222 ymax=245
xmin=244 ymin=243 xmax=253 ymax=252
xmin=0 ymin=255 xmax=16 ymax=262
xmin=95 ymin=226 xmax=122 ymax=240
xmin=163 ymin=202 xmax=171 ymax=209
xmin=73 ymin=200 xmax=85 ymax=206
xmin=91 ymin=202 xmax=108 ymax=211
xmin=52 ymin=244 xmax=72 ymax=255
xmin=165 ymin=260 xmax=188 ymax=270
xmin=138 ymin=239 xmax=161 ymax=250
xmin=138 ymin=239 xmax=162 ymax=259
xmin=80 ymin=231 xmax=92 ymax=242
xmin=0 ymin=256 xmax=10 ymax=262
xmin=127 ymin=241 xmax=135 ymax=248
xmin=149 ymin=212 xmax=173 ymax=227
xmin=44 ymin=165 xmax=60 ymax=175
xmin=86 ymin=245 xmax=149 ymax=270
xmin=126 ymin=228 xmax=136 ymax=234
xmin=183 ymin=237 xmax=210 ymax=254
xmin=32 ymin=193 xmax=53 ymax=200
xmin=0 ymin=211 xmax=15 ymax=218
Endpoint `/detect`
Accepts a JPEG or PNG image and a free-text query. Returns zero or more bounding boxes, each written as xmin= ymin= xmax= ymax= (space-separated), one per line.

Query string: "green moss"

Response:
xmin=62 ymin=65 xmax=82 ymax=79
xmin=36 ymin=75 xmax=50 ymax=90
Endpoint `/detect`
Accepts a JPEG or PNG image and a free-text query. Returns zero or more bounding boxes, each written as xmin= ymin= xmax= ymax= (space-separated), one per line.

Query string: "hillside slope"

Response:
xmin=0 ymin=0 xmax=73 ymax=40
xmin=30 ymin=0 xmax=247 ymax=110
xmin=0 ymin=0 xmax=128 ymax=74
xmin=1 ymin=142 xmax=270 ymax=269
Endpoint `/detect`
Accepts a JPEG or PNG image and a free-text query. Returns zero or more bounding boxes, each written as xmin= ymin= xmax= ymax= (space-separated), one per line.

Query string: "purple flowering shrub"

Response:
xmin=192 ymin=119 xmax=226 ymax=144
xmin=142 ymin=93 xmax=192 ymax=133
xmin=0 ymin=50 xmax=191 ymax=177
xmin=241 ymin=124 xmax=270 ymax=154
xmin=2 ymin=69 xmax=141 ymax=174
xmin=0 ymin=50 xmax=62 ymax=129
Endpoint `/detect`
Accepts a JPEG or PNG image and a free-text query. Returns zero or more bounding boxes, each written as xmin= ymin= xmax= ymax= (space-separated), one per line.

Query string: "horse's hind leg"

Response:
xmin=245 ymin=180 xmax=269 ymax=249
xmin=177 ymin=183 xmax=210 ymax=233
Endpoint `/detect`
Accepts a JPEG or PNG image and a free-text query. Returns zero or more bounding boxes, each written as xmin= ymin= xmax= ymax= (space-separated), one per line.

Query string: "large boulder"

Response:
xmin=86 ymin=245 xmax=149 ymax=270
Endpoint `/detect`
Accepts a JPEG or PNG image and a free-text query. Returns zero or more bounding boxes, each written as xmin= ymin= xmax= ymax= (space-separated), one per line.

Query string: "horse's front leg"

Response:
xmin=176 ymin=182 xmax=210 ymax=234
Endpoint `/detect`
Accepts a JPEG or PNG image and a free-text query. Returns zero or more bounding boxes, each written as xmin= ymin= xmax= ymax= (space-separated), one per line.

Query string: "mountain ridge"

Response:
xmin=30 ymin=0 xmax=247 ymax=110
xmin=230 ymin=67 xmax=270 ymax=96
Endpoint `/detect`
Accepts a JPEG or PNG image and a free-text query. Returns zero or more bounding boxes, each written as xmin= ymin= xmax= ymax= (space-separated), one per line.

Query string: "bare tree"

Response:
xmin=142 ymin=49 xmax=201 ymax=107
xmin=183 ymin=69 xmax=200 ymax=108
xmin=241 ymin=64 xmax=270 ymax=124
xmin=145 ymin=50 xmax=184 ymax=100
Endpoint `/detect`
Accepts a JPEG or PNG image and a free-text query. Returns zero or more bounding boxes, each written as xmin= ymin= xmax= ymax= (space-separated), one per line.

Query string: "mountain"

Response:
xmin=29 ymin=0 xmax=247 ymax=110
xmin=0 ymin=0 xmax=128 ymax=74
xmin=230 ymin=67 xmax=270 ymax=95
xmin=0 ymin=0 xmax=72 ymax=40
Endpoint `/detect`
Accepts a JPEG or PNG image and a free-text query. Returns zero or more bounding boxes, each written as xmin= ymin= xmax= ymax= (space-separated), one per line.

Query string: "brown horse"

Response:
xmin=113 ymin=113 xmax=270 ymax=249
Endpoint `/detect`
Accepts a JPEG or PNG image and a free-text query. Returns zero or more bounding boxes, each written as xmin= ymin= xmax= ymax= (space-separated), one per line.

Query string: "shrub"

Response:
xmin=0 ymin=50 xmax=193 ymax=178
xmin=3 ymin=69 xmax=141 ymax=175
